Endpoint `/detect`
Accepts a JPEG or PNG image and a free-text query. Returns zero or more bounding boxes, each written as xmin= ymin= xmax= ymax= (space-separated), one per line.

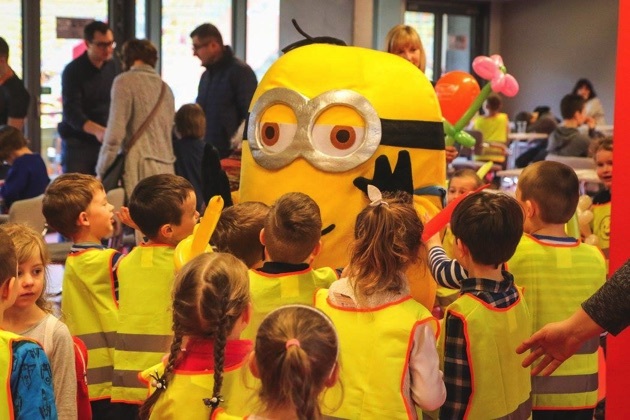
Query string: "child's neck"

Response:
xmin=2 ymin=304 xmax=46 ymax=333
xmin=72 ymin=230 xmax=103 ymax=245
xmin=463 ymin=262 xmax=503 ymax=282
xmin=563 ymin=119 xmax=580 ymax=128
xmin=526 ymin=222 xmax=567 ymax=238
xmin=258 ymin=406 xmax=299 ymax=420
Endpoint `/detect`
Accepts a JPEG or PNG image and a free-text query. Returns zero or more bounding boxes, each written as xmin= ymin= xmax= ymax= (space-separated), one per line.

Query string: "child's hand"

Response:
xmin=116 ymin=207 xmax=140 ymax=231
xmin=425 ymin=231 xmax=443 ymax=250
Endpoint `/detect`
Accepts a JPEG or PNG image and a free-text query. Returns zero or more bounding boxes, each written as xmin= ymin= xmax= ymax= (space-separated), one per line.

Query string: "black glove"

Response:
xmin=353 ymin=150 xmax=413 ymax=196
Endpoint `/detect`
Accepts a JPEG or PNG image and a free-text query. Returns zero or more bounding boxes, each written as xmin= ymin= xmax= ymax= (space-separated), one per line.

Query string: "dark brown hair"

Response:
xmin=485 ymin=94 xmax=502 ymax=112
xmin=590 ymin=135 xmax=613 ymax=157
xmin=560 ymin=94 xmax=586 ymax=120
xmin=518 ymin=160 xmax=579 ymax=224
xmin=128 ymin=174 xmax=194 ymax=240
xmin=349 ymin=192 xmax=423 ymax=299
xmin=264 ymin=192 xmax=322 ymax=264
xmin=122 ymin=38 xmax=158 ymax=69
xmin=0 ymin=229 xmax=17 ymax=286
xmin=139 ymin=252 xmax=250 ymax=419
xmin=175 ymin=103 xmax=206 ymax=139
xmin=0 ymin=125 xmax=27 ymax=161
xmin=451 ymin=192 xmax=523 ymax=267
xmin=211 ymin=201 xmax=270 ymax=268
xmin=42 ymin=173 xmax=103 ymax=238
xmin=190 ymin=23 xmax=224 ymax=46
xmin=256 ymin=305 xmax=339 ymax=420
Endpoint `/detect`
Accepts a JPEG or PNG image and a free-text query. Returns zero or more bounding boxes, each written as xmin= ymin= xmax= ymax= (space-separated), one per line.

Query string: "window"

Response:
xmin=246 ymin=0 xmax=280 ymax=81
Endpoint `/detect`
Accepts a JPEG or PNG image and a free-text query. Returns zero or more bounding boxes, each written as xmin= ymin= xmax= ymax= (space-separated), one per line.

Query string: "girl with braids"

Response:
xmin=213 ymin=305 xmax=340 ymax=420
xmin=316 ymin=189 xmax=446 ymax=419
xmin=138 ymin=252 xmax=255 ymax=419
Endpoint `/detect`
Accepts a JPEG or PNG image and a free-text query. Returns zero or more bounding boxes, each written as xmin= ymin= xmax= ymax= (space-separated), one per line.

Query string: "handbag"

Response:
xmin=101 ymin=82 xmax=167 ymax=191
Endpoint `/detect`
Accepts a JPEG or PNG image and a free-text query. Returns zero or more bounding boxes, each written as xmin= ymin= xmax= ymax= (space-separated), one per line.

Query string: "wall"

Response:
xmin=499 ymin=0 xmax=618 ymax=120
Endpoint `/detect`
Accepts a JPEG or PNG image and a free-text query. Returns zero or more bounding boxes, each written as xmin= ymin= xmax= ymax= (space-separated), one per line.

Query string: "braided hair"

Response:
xmin=139 ymin=253 xmax=250 ymax=419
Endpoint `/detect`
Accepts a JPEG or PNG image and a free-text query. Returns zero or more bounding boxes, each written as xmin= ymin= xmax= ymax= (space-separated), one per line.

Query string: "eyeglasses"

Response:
xmin=192 ymin=41 xmax=211 ymax=52
xmin=92 ymin=41 xmax=115 ymax=49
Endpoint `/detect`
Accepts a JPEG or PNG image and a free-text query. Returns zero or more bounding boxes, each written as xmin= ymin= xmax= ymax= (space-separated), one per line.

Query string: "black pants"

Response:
xmin=61 ymin=136 xmax=102 ymax=175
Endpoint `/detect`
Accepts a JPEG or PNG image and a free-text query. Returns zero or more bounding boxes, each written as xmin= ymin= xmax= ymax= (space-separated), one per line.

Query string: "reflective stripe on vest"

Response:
xmin=112 ymin=244 xmax=176 ymax=404
xmin=316 ymin=288 xmax=438 ymax=420
xmin=140 ymin=359 xmax=257 ymax=419
xmin=508 ymin=235 xmax=605 ymax=409
xmin=241 ymin=267 xmax=338 ymax=341
xmin=440 ymin=292 xmax=532 ymax=419
xmin=64 ymin=248 xmax=119 ymax=400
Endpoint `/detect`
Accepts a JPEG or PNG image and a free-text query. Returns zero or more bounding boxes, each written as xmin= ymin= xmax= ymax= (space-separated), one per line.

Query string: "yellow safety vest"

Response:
xmin=140 ymin=359 xmax=257 ymax=419
xmin=0 ymin=330 xmax=36 ymax=419
xmin=211 ymin=408 xmax=244 ymax=420
xmin=112 ymin=244 xmax=176 ymax=404
xmin=592 ymin=202 xmax=610 ymax=261
xmin=508 ymin=234 xmax=605 ymax=409
xmin=63 ymin=248 xmax=120 ymax=400
xmin=315 ymin=288 xmax=438 ymax=420
xmin=439 ymin=292 xmax=532 ymax=419
xmin=242 ymin=267 xmax=338 ymax=340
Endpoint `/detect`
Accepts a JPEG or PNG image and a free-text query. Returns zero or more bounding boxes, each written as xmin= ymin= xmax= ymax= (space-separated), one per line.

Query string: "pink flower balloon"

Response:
xmin=472 ymin=54 xmax=519 ymax=97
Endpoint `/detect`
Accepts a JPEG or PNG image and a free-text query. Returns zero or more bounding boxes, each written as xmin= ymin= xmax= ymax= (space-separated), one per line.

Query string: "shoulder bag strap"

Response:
xmin=123 ymin=81 xmax=167 ymax=154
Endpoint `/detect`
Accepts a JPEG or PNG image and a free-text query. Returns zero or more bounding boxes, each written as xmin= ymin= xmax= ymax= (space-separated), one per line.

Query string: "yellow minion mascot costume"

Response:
xmin=239 ymin=23 xmax=446 ymax=308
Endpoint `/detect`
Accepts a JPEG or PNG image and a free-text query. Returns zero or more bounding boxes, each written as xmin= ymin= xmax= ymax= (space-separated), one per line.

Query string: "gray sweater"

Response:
xmin=546 ymin=126 xmax=591 ymax=157
xmin=96 ymin=64 xmax=175 ymax=197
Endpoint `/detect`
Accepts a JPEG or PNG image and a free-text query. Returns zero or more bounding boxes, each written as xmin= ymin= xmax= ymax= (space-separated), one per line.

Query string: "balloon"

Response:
xmin=476 ymin=160 xmax=495 ymax=179
xmin=585 ymin=234 xmax=600 ymax=246
xmin=174 ymin=195 xmax=224 ymax=271
xmin=577 ymin=195 xmax=593 ymax=211
xmin=435 ymin=71 xmax=481 ymax=125
xmin=578 ymin=209 xmax=594 ymax=226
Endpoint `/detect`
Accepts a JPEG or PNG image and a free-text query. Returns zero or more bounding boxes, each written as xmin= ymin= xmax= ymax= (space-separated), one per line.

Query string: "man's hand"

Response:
xmin=83 ymin=120 xmax=106 ymax=142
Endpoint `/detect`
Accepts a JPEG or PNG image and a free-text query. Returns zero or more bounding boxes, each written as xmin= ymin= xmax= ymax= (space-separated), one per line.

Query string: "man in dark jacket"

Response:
xmin=190 ymin=23 xmax=258 ymax=158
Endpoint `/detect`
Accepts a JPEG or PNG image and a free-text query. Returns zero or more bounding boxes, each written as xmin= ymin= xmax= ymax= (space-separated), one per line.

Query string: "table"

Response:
xmin=506 ymin=132 xmax=549 ymax=168
xmin=596 ymin=124 xmax=614 ymax=135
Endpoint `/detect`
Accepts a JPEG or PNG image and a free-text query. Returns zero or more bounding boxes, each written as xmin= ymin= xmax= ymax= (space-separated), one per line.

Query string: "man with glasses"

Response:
xmin=58 ymin=20 xmax=120 ymax=175
xmin=190 ymin=23 xmax=257 ymax=158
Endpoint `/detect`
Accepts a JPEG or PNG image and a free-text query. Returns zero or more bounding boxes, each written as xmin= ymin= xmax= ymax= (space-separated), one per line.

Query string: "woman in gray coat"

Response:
xmin=96 ymin=39 xmax=175 ymax=199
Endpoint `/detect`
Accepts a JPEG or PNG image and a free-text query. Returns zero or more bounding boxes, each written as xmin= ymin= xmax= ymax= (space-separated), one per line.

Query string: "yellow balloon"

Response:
xmin=174 ymin=195 xmax=224 ymax=271
xmin=476 ymin=160 xmax=495 ymax=179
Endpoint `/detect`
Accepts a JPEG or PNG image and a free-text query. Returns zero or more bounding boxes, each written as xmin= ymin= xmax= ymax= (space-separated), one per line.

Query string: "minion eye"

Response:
xmin=311 ymin=124 xmax=365 ymax=157
xmin=259 ymin=122 xmax=297 ymax=153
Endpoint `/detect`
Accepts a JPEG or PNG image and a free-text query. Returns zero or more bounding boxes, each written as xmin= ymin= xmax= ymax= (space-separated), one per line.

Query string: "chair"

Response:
xmin=1 ymin=194 xmax=72 ymax=263
xmin=545 ymin=154 xmax=596 ymax=170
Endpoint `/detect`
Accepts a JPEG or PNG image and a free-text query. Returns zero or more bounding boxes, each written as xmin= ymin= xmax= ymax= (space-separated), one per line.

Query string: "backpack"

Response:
xmin=43 ymin=315 xmax=92 ymax=420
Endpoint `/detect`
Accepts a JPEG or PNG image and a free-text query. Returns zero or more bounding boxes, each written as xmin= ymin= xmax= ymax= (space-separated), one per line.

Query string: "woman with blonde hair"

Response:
xmin=385 ymin=24 xmax=427 ymax=73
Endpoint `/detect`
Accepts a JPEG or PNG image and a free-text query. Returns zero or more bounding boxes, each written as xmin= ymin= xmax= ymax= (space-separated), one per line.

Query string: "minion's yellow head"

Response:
xmin=239 ymin=43 xmax=445 ymax=270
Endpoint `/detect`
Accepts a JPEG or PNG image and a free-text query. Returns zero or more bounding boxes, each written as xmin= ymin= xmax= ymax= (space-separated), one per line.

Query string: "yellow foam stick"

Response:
xmin=174 ymin=195 xmax=224 ymax=271
xmin=476 ymin=160 xmax=495 ymax=179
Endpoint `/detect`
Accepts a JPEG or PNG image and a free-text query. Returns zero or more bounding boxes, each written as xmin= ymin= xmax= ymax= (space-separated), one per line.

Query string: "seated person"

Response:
xmin=472 ymin=93 xmax=509 ymax=144
xmin=547 ymin=94 xmax=593 ymax=157
xmin=0 ymin=125 xmax=49 ymax=211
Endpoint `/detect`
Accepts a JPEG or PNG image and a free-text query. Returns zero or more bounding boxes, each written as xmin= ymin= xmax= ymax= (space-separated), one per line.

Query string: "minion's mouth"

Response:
xmin=321 ymin=224 xmax=336 ymax=236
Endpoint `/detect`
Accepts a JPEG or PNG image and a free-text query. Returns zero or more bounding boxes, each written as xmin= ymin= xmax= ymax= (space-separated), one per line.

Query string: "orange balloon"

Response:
xmin=435 ymin=71 xmax=481 ymax=125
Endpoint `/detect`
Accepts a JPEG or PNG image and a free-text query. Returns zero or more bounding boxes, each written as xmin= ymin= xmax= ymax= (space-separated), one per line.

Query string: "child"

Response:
xmin=546 ymin=94 xmax=594 ymax=157
xmin=431 ymin=169 xmax=484 ymax=315
xmin=0 ymin=125 xmax=49 ymax=211
xmin=214 ymin=304 xmax=340 ymax=420
xmin=138 ymin=252 xmax=254 ymax=419
xmin=508 ymin=160 xmax=606 ymax=418
xmin=0 ymin=228 xmax=57 ymax=419
xmin=112 ymin=174 xmax=199 ymax=416
xmin=316 ymin=190 xmax=445 ymax=419
xmin=0 ymin=223 xmax=76 ymax=420
xmin=242 ymin=192 xmax=337 ymax=340
xmin=590 ymin=136 xmax=612 ymax=259
xmin=211 ymin=201 xmax=270 ymax=269
xmin=472 ymin=93 xmax=509 ymax=143
xmin=173 ymin=103 xmax=232 ymax=212
xmin=439 ymin=191 xmax=532 ymax=419
xmin=42 ymin=173 xmax=122 ymax=419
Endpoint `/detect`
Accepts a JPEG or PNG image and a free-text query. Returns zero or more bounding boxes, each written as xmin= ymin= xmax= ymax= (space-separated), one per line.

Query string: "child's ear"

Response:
xmin=259 ymin=228 xmax=266 ymax=246
xmin=524 ymin=199 xmax=537 ymax=219
xmin=77 ymin=211 xmax=90 ymax=227
xmin=455 ymin=238 xmax=469 ymax=258
xmin=248 ymin=351 xmax=260 ymax=378
xmin=324 ymin=362 xmax=339 ymax=388
xmin=160 ymin=223 xmax=174 ymax=239
xmin=311 ymin=240 xmax=322 ymax=258
xmin=242 ymin=302 xmax=252 ymax=326
xmin=0 ymin=276 xmax=16 ymax=303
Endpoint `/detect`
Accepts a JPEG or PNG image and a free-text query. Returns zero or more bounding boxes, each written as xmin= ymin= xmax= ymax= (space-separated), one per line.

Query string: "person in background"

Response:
xmin=173 ymin=103 xmax=206 ymax=212
xmin=0 ymin=37 xmax=29 ymax=131
xmin=514 ymin=105 xmax=559 ymax=168
xmin=589 ymin=137 xmax=613 ymax=260
xmin=59 ymin=21 xmax=120 ymax=175
xmin=572 ymin=78 xmax=606 ymax=126
xmin=546 ymin=94 xmax=594 ymax=157
xmin=190 ymin=23 xmax=257 ymax=159
xmin=473 ymin=93 xmax=509 ymax=144
xmin=0 ymin=125 xmax=49 ymax=211
xmin=96 ymin=38 xmax=175 ymax=201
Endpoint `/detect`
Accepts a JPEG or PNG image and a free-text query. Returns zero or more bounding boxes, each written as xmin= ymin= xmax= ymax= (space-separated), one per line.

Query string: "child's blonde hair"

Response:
xmin=0 ymin=223 xmax=51 ymax=312
xmin=139 ymin=252 xmax=250 ymax=419
xmin=349 ymin=192 xmax=423 ymax=299
xmin=385 ymin=24 xmax=426 ymax=72
xmin=255 ymin=305 xmax=339 ymax=420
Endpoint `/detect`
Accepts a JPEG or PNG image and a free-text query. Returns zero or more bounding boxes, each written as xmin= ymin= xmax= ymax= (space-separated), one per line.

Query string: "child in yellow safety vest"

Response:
xmin=112 ymin=174 xmax=199 ymax=419
xmin=0 ymin=223 xmax=77 ymax=420
xmin=138 ymin=252 xmax=254 ymax=419
xmin=589 ymin=137 xmax=613 ymax=263
xmin=439 ymin=191 xmax=532 ymax=419
xmin=212 ymin=304 xmax=340 ymax=420
xmin=316 ymin=188 xmax=446 ymax=419
xmin=508 ymin=161 xmax=606 ymax=418
xmin=241 ymin=192 xmax=338 ymax=340
xmin=43 ymin=173 xmax=122 ymax=419
xmin=0 ymin=229 xmax=57 ymax=419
